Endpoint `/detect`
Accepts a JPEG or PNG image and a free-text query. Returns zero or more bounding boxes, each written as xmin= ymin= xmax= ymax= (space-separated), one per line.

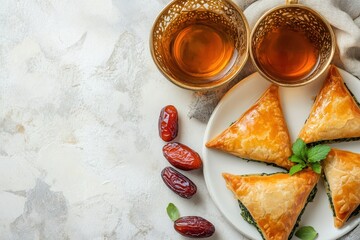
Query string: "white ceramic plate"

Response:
xmin=202 ymin=67 xmax=360 ymax=240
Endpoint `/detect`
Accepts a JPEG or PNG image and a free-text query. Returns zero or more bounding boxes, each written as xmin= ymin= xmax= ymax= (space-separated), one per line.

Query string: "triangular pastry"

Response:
xmin=298 ymin=65 xmax=360 ymax=144
xmin=206 ymin=84 xmax=293 ymax=169
xmin=223 ymin=169 xmax=319 ymax=240
xmin=322 ymin=148 xmax=360 ymax=228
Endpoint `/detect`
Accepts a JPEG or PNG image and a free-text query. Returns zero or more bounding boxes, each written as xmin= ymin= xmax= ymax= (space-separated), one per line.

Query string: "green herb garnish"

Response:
xmin=166 ymin=203 xmax=180 ymax=221
xmin=289 ymin=139 xmax=331 ymax=175
xmin=295 ymin=226 xmax=318 ymax=240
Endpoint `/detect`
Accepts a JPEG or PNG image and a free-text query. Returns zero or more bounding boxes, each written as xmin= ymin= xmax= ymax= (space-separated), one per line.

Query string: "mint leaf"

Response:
xmin=292 ymin=138 xmax=307 ymax=159
xmin=289 ymin=155 xmax=305 ymax=165
xmin=289 ymin=164 xmax=304 ymax=175
xmin=307 ymin=145 xmax=331 ymax=163
xmin=289 ymin=139 xmax=330 ymax=175
xmin=167 ymin=203 xmax=180 ymax=221
xmin=311 ymin=162 xmax=322 ymax=174
xmin=295 ymin=226 xmax=318 ymax=240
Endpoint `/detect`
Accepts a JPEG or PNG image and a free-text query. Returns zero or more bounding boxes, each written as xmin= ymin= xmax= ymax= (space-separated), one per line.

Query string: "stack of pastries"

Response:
xmin=205 ymin=65 xmax=360 ymax=240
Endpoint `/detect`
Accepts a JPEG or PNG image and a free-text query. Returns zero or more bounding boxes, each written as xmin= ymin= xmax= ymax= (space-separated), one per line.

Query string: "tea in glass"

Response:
xmin=150 ymin=0 xmax=249 ymax=90
xmin=164 ymin=11 xmax=239 ymax=84
xmin=250 ymin=3 xmax=335 ymax=87
xmin=255 ymin=26 xmax=320 ymax=82
xmin=169 ymin=12 xmax=237 ymax=81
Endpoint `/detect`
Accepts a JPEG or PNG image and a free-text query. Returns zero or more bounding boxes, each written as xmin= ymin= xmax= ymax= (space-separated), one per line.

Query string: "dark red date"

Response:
xmin=174 ymin=216 xmax=215 ymax=238
xmin=161 ymin=166 xmax=197 ymax=198
xmin=159 ymin=105 xmax=178 ymax=142
xmin=163 ymin=142 xmax=202 ymax=171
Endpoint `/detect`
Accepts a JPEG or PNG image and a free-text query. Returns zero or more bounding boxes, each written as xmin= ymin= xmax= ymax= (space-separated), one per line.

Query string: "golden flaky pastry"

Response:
xmin=206 ymin=84 xmax=293 ymax=169
xmin=323 ymin=149 xmax=360 ymax=228
xmin=223 ymin=170 xmax=319 ymax=240
xmin=298 ymin=65 xmax=360 ymax=144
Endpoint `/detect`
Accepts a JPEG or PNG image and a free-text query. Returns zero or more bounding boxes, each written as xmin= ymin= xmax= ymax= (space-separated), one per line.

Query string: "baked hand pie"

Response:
xmin=205 ymin=84 xmax=293 ymax=169
xmin=298 ymin=65 xmax=360 ymax=144
xmin=322 ymin=148 xmax=360 ymax=228
xmin=223 ymin=169 xmax=319 ymax=240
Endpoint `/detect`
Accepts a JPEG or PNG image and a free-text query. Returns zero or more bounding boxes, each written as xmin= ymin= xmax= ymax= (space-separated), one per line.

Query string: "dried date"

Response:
xmin=161 ymin=166 xmax=197 ymax=198
xmin=174 ymin=216 xmax=215 ymax=238
xmin=158 ymin=105 xmax=178 ymax=142
xmin=163 ymin=142 xmax=202 ymax=170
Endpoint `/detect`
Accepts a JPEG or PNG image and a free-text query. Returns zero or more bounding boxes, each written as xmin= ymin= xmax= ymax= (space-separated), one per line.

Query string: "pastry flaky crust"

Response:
xmin=323 ymin=149 xmax=360 ymax=228
xmin=206 ymin=84 xmax=293 ymax=169
xmin=298 ymin=65 xmax=360 ymax=143
xmin=223 ymin=170 xmax=319 ymax=240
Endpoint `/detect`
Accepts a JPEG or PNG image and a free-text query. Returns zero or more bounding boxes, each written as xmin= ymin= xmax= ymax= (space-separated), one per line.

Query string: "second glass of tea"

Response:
xmin=150 ymin=0 xmax=249 ymax=91
xmin=250 ymin=0 xmax=335 ymax=87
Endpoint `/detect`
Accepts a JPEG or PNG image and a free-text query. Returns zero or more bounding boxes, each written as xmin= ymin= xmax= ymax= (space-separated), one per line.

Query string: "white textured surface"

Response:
xmin=0 ymin=0 xmax=244 ymax=239
xmin=0 ymin=0 xmax=358 ymax=240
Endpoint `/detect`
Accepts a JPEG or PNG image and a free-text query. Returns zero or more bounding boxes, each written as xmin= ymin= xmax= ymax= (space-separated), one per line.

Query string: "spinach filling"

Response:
xmin=239 ymin=157 xmax=289 ymax=171
xmin=307 ymin=137 xmax=360 ymax=147
xmin=237 ymin=185 xmax=318 ymax=240
xmin=348 ymin=206 xmax=360 ymax=220
xmin=349 ymin=205 xmax=360 ymax=219
xmin=238 ymin=200 xmax=266 ymax=240
xmin=322 ymin=174 xmax=336 ymax=217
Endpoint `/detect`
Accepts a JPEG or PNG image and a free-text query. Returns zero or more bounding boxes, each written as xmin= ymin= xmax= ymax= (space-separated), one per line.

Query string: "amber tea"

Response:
xmin=256 ymin=26 xmax=320 ymax=82
xmin=172 ymin=24 xmax=235 ymax=79
xmin=151 ymin=0 xmax=249 ymax=90
xmin=250 ymin=2 xmax=335 ymax=87
xmin=164 ymin=11 xmax=239 ymax=83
